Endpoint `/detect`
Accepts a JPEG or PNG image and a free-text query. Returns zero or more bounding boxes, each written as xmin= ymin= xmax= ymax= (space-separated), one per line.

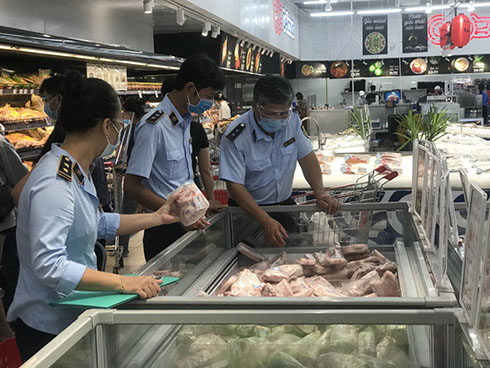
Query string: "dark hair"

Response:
xmin=59 ymin=70 xmax=120 ymax=133
xmin=370 ymin=85 xmax=376 ymax=91
xmin=296 ymin=92 xmax=304 ymax=100
xmin=122 ymin=97 xmax=145 ymax=119
xmin=254 ymin=75 xmax=294 ymax=105
xmin=161 ymin=78 xmax=177 ymax=95
xmin=39 ymin=75 xmax=65 ymax=96
xmin=175 ymin=55 xmax=225 ymax=92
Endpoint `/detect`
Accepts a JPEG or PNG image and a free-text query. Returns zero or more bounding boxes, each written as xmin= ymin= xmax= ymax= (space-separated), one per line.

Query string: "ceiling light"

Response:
xmin=311 ymin=10 xmax=354 ymax=16
xmin=253 ymin=44 xmax=258 ymax=50
xmin=474 ymin=2 xmax=490 ymax=7
xmin=281 ymin=56 xmax=285 ymax=62
xmin=240 ymin=39 xmax=246 ymax=47
xmin=357 ymin=8 xmax=401 ymax=14
xmin=261 ymin=48 xmax=267 ymax=55
xmin=42 ymin=34 xmax=51 ymax=38
xmin=143 ymin=0 xmax=153 ymax=14
xmin=176 ymin=8 xmax=186 ymax=26
xmin=211 ymin=25 xmax=221 ymax=38
xmin=304 ymin=0 xmax=338 ymax=4
xmin=325 ymin=1 xmax=333 ymax=11
xmin=201 ymin=20 xmax=211 ymax=37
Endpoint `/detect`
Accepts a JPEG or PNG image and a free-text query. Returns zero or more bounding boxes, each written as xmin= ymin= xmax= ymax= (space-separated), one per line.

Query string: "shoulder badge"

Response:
xmin=72 ymin=163 xmax=85 ymax=185
xmin=226 ymin=123 xmax=246 ymax=141
xmin=146 ymin=110 xmax=165 ymax=124
xmin=57 ymin=155 xmax=72 ymax=182
xmin=301 ymin=125 xmax=310 ymax=139
xmin=284 ymin=137 xmax=296 ymax=147
xmin=169 ymin=111 xmax=179 ymax=126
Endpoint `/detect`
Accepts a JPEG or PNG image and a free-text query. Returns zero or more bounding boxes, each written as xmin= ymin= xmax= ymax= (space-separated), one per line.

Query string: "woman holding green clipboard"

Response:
xmin=8 ymin=71 xmax=180 ymax=362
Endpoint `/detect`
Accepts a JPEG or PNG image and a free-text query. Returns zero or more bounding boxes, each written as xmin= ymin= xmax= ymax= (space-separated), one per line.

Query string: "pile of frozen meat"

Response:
xmin=213 ymin=243 xmax=400 ymax=298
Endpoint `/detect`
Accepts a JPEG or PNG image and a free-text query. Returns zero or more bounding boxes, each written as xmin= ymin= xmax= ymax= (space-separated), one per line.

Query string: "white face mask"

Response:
xmin=98 ymin=120 xmax=122 ymax=158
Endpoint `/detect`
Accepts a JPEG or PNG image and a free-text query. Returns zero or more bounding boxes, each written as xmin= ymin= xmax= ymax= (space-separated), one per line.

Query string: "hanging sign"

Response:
xmin=363 ymin=15 xmax=388 ymax=55
xmin=402 ymin=13 xmax=428 ymax=53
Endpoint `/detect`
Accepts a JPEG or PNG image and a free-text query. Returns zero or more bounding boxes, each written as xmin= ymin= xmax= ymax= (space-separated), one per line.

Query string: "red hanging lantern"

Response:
xmin=451 ymin=14 xmax=471 ymax=47
xmin=440 ymin=22 xmax=452 ymax=49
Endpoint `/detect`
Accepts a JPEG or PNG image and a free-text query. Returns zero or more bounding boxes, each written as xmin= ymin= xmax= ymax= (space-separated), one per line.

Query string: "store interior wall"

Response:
xmin=290 ymin=78 xmax=327 ymax=107
xmin=0 ymin=0 xmax=155 ymax=52
xmin=171 ymin=0 xmax=300 ymax=58
xmin=299 ymin=7 xmax=490 ymax=60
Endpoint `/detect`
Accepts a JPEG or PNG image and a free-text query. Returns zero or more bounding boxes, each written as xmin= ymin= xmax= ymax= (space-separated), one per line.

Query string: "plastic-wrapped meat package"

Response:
xmin=169 ymin=181 xmax=209 ymax=227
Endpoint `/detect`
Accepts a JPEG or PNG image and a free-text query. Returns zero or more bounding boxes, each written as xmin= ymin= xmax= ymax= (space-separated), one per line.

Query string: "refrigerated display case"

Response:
xmin=25 ymin=308 xmax=460 ymax=368
xmin=128 ymin=203 xmax=455 ymax=308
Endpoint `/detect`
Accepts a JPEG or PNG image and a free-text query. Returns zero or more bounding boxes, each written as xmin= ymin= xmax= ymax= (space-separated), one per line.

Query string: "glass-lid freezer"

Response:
xmin=24 ymin=308 xmax=459 ymax=368
xmin=130 ymin=203 xmax=456 ymax=308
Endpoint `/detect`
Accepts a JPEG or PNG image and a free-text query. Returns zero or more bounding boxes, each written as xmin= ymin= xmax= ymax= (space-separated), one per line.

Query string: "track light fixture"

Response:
xmin=201 ymin=20 xmax=212 ymax=36
xmin=211 ymin=25 xmax=221 ymax=38
xmin=176 ymin=8 xmax=186 ymax=26
xmin=143 ymin=0 xmax=154 ymax=14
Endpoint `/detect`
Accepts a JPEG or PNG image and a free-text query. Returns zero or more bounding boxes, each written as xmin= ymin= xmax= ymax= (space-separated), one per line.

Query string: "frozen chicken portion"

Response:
xmin=172 ymin=323 xmax=411 ymax=368
xmin=169 ymin=181 xmax=209 ymax=227
xmin=211 ymin=246 xmax=400 ymax=298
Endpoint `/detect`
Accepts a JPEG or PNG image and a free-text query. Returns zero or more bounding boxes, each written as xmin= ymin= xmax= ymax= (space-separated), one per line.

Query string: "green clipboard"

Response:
xmin=50 ymin=277 xmax=179 ymax=309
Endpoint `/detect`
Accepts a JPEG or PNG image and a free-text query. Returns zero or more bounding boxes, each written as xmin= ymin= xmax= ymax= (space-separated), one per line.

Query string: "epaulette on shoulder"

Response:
xmin=146 ymin=110 xmax=165 ymax=124
xmin=57 ymin=155 xmax=72 ymax=182
xmin=225 ymin=122 xmax=246 ymax=141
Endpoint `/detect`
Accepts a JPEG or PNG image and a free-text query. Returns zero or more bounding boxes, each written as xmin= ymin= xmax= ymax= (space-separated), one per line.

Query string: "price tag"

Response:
xmin=12 ymin=89 xmax=17 ymax=95
xmin=138 ymin=90 xmax=142 ymax=98
xmin=30 ymin=89 xmax=34 ymax=94
xmin=155 ymin=90 xmax=158 ymax=98
xmin=0 ymin=89 xmax=3 ymax=95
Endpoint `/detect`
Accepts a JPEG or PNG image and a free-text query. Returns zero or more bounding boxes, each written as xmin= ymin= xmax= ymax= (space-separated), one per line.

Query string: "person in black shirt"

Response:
xmin=365 ymin=85 xmax=379 ymax=105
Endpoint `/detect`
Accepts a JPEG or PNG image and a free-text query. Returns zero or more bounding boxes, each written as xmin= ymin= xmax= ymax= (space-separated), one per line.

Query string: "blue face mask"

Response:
xmin=187 ymin=86 xmax=214 ymax=114
xmin=259 ymin=117 xmax=288 ymax=133
xmin=122 ymin=119 xmax=132 ymax=125
xmin=44 ymin=96 xmax=59 ymax=120
xmin=98 ymin=120 xmax=122 ymax=158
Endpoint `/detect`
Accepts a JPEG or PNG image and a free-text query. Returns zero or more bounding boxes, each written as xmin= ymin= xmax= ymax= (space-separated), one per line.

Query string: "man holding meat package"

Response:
xmin=125 ymin=55 xmax=226 ymax=261
xmin=219 ymin=76 xmax=340 ymax=247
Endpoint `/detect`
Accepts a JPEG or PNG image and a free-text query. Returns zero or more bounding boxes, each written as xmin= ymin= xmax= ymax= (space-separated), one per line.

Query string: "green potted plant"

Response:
xmin=423 ymin=105 xmax=449 ymax=142
xmin=349 ymin=106 xmax=370 ymax=141
xmin=395 ymin=109 xmax=423 ymax=151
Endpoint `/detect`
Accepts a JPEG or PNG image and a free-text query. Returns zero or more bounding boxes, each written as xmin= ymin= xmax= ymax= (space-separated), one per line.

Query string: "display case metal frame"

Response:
xmin=128 ymin=202 xmax=456 ymax=309
xmin=24 ymin=307 xmax=460 ymax=368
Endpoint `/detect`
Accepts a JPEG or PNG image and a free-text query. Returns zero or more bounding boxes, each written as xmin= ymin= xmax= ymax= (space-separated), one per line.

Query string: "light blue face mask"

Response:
xmin=187 ymin=85 xmax=214 ymax=114
xmin=44 ymin=95 xmax=59 ymax=120
xmin=99 ymin=120 xmax=122 ymax=158
xmin=259 ymin=117 xmax=288 ymax=133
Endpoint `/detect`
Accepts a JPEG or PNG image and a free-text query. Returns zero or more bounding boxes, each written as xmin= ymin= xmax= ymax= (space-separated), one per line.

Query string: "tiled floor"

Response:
xmin=105 ymin=231 xmax=146 ymax=274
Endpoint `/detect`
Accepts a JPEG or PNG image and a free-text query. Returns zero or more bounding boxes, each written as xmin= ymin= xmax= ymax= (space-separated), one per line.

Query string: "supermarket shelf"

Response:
xmin=117 ymin=90 xmax=160 ymax=96
xmin=17 ymin=147 xmax=42 ymax=160
xmin=2 ymin=119 xmax=48 ymax=132
xmin=0 ymin=88 xmax=39 ymax=95
xmin=341 ymin=89 xmax=427 ymax=95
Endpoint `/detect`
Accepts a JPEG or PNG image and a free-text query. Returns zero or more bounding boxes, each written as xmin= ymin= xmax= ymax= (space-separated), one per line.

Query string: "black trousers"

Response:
xmin=228 ymin=196 xmax=297 ymax=233
xmin=10 ymin=318 xmax=56 ymax=362
xmin=143 ymin=223 xmax=186 ymax=262
xmin=1 ymin=227 xmax=18 ymax=312
xmin=483 ymin=105 xmax=489 ymax=126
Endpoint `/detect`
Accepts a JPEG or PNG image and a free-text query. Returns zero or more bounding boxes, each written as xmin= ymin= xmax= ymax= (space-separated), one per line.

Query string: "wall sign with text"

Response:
xmin=363 ymin=15 xmax=388 ymax=55
xmin=402 ymin=13 xmax=428 ymax=53
xmin=273 ymin=0 xmax=295 ymax=39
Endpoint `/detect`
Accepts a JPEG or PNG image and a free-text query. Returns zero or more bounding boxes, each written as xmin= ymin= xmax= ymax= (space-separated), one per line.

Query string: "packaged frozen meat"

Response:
xmin=169 ymin=181 xmax=210 ymax=227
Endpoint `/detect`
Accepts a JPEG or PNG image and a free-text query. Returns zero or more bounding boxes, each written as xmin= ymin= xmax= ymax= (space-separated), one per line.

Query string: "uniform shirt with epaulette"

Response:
xmin=126 ymin=94 xmax=193 ymax=199
xmin=8 ymin=144 xmax=120 ymax=334
xmin=219 ymin=110 xmax=313 ymax=205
